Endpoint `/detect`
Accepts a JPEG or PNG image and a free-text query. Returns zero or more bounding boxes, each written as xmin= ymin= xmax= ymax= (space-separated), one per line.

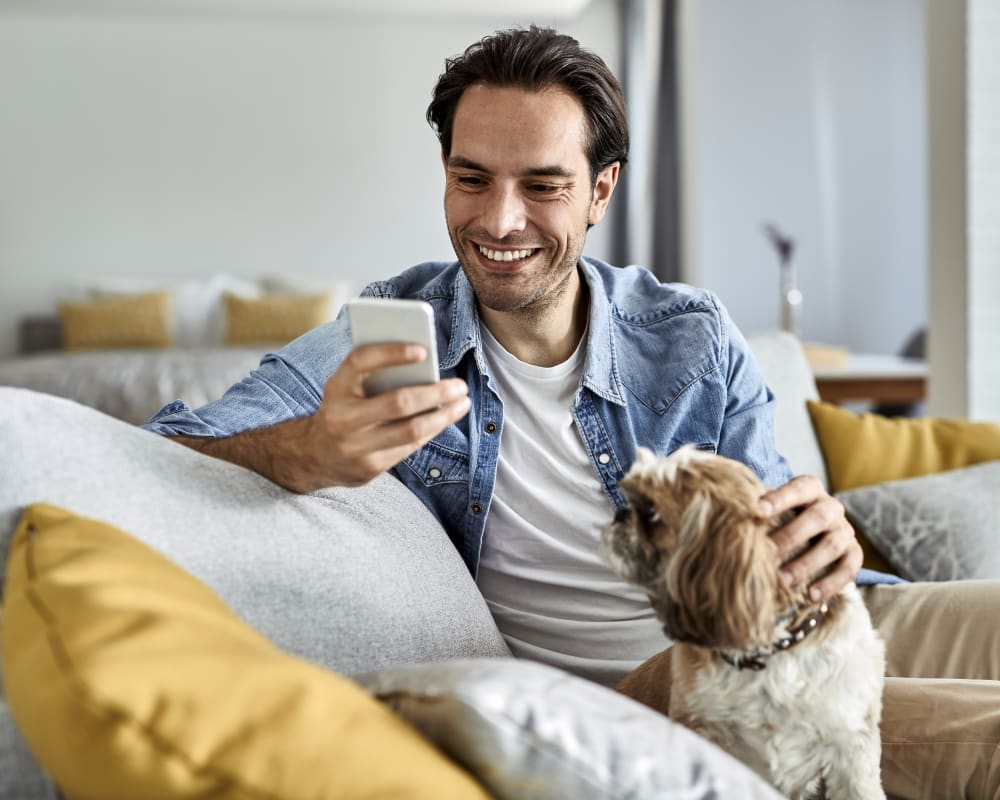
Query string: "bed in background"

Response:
xmin=0 ymin=274 xmax=352 ymax=425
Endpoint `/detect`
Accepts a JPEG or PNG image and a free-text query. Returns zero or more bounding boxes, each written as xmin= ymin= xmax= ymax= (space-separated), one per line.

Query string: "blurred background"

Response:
xmin=0 ymin=0 xmax=996 ymax=419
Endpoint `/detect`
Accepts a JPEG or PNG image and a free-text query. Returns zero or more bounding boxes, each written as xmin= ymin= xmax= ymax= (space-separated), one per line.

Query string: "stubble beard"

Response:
xmin=447 ymin=224 xmax=589 ymax=328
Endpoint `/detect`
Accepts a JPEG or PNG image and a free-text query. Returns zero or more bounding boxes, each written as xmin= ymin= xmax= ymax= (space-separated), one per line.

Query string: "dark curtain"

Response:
xmin=611 ymin=0 xmax=681 ymax=283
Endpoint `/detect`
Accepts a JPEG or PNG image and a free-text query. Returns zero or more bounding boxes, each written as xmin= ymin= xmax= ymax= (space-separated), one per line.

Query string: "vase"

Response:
xmin=780 ymin=262 xmax=803 ymax=338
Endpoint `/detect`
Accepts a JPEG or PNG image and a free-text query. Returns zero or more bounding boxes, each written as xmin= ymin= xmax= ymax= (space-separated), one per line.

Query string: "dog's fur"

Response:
xmin=601 ymin=446 xmax=886 ymax=800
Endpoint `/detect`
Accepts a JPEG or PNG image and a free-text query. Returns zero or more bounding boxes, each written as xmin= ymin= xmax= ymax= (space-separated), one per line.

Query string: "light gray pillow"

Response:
xmin=837 ymin=461 xmax=1000 ymax=581
xmin=0 ymin=700 xmax=58 ymax=800
xmin=357 ymin=658 xmax=784 ymax=800
xmin=0 ymin=387 xmax=509 ymax=676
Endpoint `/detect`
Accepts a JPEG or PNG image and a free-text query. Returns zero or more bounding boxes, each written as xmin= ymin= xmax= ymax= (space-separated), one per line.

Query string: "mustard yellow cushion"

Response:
xmin=1 ymin=503 xmax=489 ymax=800
xmin=807 ymin=400 xmax=1000 ymax=573
xmin=59 ymin=291 xmax=172 ymax=350
xmin=806 ymin=400 xmax=1000 ymax=492
xmin=223 ymin=292 xmax=332 ymax=345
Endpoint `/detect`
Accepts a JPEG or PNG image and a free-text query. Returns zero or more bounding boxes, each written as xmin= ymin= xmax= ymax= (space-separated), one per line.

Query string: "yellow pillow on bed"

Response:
xmin=1 ymin=503 xmax=489 ymax=800
xmin=223 ymin=292 xmax=333 ymax=345
xmin=59 ymin=291 xmax=172 ymax=349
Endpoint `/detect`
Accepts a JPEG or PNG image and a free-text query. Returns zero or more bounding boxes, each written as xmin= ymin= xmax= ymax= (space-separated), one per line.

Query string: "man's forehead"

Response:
xmin=449 ymin=83 xmax=589 ymax=169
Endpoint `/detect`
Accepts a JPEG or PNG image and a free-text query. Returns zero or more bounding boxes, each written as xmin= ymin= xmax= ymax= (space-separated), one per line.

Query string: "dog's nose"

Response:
xmin=614 ymin=506 xmax=630 ymax=524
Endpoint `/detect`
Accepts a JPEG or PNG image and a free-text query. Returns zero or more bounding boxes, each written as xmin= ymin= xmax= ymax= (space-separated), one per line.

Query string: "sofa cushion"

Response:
xmin=745 ymin=331 xmax=828 ymax=487
xmin=806 ymin=399 xmax=1000 ymax=492
xmin=837 ymin=461 xmax=1000 ymax=581
xmin=0 ymin=699 xmax=57 ymax=800
xmin=0 ymin=387 xmax=509 ymax=677
xmin=2 ymin=503 xmax=489 ymax=800
xmin=806 ymin=400 xmax=1000 ymax=574
xmin=358 ymin=658 xmax=784 ymax=800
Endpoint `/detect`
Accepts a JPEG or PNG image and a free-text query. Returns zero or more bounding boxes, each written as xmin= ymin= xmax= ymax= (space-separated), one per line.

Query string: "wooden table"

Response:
xmin=812 ymin=354 xmax=928 ymax=404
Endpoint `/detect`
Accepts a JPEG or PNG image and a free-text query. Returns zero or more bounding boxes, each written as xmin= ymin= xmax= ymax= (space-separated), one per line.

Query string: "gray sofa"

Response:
xmin=0 ymin=331 xmax=819 ymax=800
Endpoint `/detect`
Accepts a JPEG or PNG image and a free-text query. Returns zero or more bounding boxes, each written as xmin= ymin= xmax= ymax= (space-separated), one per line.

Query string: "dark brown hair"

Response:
xmin=427 ymin=25 xmax=629 ymax=184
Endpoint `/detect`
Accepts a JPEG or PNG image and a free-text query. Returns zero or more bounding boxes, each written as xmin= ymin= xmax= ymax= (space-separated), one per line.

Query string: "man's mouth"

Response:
xmin=477 ymin=245 xmax=538 ymax=263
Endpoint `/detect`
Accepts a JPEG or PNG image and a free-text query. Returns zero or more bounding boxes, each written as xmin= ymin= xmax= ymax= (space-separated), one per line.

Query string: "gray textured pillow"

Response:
xmin=357 ymin=658 xmax=784 ymax=800
xmin=0 ymin=700 xmax=58 ymax=800
xmin=837 ymin=461 xmax=1000 ymax=581
xmin=0 ymin=387 xmax=508 ymax=676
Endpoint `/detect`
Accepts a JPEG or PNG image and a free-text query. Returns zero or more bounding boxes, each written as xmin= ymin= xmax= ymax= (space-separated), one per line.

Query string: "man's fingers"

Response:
xmin=363 ymin=394 xmax=472 ymax=453
xmin=759 ymin=474 xmax=824 ymax=516
xmin=807 ymin=549 xmax=862 ymax=602
xmin=777 ymin=515 xmax=862 ymax=600
xmin=769 ymin=492 xmax=844 ymax=558
xmin=328 ymin=395 xmax=472 ymax=484
xmin=324 ymin=342 xmax=431 ymax=398
xmin=368 ymin=378 xmax=469 ymax=421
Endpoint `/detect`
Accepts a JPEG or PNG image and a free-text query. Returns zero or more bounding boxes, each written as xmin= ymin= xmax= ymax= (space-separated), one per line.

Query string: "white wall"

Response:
xmin=0 ymin=1 xmax=619 ymax=358
xmin=927 ymin=0 xmax=1000 ymax=423
xmin=681 ymin=0 xmax=928 ymax=355
xmin=967 ymin=0 xmax=1000 ymax=422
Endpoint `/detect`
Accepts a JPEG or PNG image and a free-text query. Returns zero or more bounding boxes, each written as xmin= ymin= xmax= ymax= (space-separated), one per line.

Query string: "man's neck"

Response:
xmin=479 ymin=270 xmax=589 ymax=367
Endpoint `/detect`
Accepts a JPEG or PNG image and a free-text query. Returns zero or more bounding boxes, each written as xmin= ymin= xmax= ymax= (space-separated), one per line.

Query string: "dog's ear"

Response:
xmin=661 ymin=492 xmax=779 ymax=650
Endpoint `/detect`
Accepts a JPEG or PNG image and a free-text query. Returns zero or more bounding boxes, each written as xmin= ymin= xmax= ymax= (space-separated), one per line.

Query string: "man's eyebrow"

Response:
xmin=447 ymin=155 xmax=489 ymax=172
xmin=447 ymin=155 xmax=576 ymax=179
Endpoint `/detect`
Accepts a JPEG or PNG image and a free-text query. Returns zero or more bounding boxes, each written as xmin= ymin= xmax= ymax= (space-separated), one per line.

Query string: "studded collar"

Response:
xmin=717 ymin=601 xmax=831 ymax=671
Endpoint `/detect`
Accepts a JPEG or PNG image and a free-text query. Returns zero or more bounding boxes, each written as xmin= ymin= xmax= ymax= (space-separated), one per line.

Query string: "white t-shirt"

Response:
xmin=476 ymin=324 xmax=668 ymax=688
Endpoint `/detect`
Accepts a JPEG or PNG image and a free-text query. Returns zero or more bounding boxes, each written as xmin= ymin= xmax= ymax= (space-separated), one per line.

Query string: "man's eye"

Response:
xmin=529 ymin=183 xmax=560 ymax=194
xmin=457 ymin=175 xmax=483 ymax=187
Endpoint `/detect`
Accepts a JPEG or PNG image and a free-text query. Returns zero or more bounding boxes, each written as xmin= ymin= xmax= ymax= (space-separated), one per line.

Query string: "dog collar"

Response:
xmin=717 ymin=601 xmax=831 ymax=671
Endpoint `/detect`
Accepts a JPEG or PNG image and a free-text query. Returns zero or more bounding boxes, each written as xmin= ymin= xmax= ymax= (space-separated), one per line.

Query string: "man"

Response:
xmin=145 ymin=26 xmax=999 ymax=799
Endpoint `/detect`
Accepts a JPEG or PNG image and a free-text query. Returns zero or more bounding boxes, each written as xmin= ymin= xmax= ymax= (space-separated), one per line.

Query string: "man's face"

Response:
xmin=443 ymin=84 xmax=617 ymax=318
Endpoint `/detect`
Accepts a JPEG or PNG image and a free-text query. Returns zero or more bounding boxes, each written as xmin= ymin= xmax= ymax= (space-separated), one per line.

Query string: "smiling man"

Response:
xmin=145 ymin=26 xmax=1000 ymax=799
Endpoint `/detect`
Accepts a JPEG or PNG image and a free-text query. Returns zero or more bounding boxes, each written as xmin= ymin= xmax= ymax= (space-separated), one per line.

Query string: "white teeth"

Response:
xmin=478 ymin=246 xmax=535 ymax=262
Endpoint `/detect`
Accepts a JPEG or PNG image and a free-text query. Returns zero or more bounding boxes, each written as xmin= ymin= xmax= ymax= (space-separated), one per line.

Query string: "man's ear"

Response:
xmin=588 ymin=162 xmax=620 ymax=226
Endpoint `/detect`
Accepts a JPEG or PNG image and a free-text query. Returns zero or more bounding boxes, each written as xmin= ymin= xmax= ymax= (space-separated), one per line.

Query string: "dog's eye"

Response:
xmin=639 ymin=505 xmax=661 ymax=525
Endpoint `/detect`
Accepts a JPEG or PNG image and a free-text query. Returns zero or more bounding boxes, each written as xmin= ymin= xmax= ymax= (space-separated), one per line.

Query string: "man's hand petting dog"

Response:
xmin=760 ymin=475 xmax=863 ymax=603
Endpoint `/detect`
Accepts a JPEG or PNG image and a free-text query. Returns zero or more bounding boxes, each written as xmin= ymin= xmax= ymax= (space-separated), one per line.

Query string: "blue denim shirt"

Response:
xmin=145 ymin=257 xmax=896 ymax=585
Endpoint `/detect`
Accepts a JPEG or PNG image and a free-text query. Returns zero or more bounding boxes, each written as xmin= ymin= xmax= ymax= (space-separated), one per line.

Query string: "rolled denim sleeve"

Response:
xmin=142 ymin=318 xmax=353 ymax=438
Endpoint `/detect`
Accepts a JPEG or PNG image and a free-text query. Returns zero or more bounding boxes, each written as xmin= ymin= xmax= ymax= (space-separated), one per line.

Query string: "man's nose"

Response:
xmin=481 ymin=185 xmax=526 ymax=239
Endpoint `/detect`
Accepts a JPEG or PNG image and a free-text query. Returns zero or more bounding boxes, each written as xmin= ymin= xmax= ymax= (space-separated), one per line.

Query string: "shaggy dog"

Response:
xmin=602 ymin=446 xmax=886 ymax=800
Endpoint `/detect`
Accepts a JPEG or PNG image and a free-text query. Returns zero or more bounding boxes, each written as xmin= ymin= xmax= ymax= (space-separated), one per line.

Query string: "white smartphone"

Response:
xmin=347 ymin=298 xmax=440 ymax=396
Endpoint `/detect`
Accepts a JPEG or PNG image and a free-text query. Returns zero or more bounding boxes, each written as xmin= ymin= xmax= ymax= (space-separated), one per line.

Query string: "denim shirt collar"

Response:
xmin=437 ymin=257 xmax=626 ymax=407
xmin=579 ymin=257 xmax=626 ymax=407
xmin=440 ymin=268 xmax=484 ymax=373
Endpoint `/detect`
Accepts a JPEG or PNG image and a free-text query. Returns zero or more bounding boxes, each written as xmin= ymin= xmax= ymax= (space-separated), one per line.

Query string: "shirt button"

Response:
xmin=428 ymin=467 xmax=442 ymax=479
xmin=471 ymin=503 xmax=483 ymax=514
xmin=597 ymin=452 xmax=611 ymax=465
xmin=485 ymin=422 xmax=497 ymax=434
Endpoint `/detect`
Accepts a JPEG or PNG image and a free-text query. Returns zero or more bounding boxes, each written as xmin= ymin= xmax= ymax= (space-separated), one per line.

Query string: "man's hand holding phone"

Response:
xmin=311 ymin=346 xmax=469 ymax=488
xmin=170 ymin=299 xmax=468 ymax=492
xmin=304 ymin=299 xmax=469 ymax=487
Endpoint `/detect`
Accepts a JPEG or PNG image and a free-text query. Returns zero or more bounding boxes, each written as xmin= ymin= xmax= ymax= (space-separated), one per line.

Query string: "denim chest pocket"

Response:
xmin=400 ymin=439 xmax=469 ymax=487
xmin=396 ymin=439 xmax=471 ymax=529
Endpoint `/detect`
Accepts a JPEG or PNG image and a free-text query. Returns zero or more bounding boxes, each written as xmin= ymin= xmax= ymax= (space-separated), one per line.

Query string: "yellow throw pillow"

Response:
xmin=806 ymin=400 xmax=1000 ymax=492
xmin=223 ymin=292 xmax=332 ymax=345
xmin=1 ymin=503 xmax=489 ymax=800
xmin=59 ymin=291 xmax=172 ymax=350
xmin=807 ymin=400 xmax=1000 ymax=573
